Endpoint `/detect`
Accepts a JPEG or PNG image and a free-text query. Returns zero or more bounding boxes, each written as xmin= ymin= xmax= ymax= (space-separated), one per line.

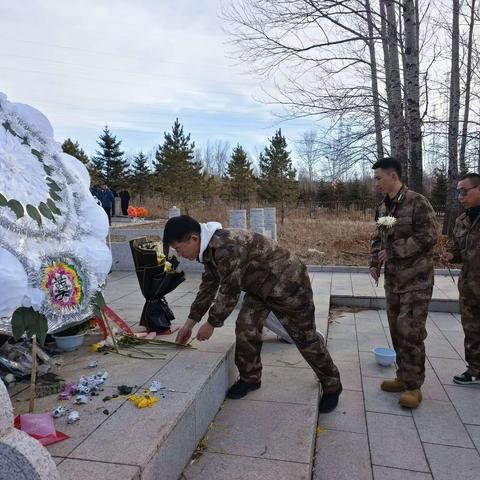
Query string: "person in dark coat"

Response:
xmin=119 ymin=189 xmax=131 ymax=216
xmin=100 ymin=185 xmax=115 ymax=225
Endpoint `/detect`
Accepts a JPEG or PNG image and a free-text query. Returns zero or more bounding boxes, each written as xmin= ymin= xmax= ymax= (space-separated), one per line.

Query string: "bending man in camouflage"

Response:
xmin=443 ymin=173 xmax=480 ymax=385
xmin=164 ymin=215 xmax=342 ymax=413
xmin=370 ymin=158 xmax=438 ymax=408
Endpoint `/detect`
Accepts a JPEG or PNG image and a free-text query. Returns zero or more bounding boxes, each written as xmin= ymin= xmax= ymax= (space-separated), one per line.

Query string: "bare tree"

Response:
xmin=459 ymin=0 xmax=477 ymax=175
xmin=403 ymin=0 xmax=424 ymax=192
xmin=444 ymin=0 xmax=461 ymax=235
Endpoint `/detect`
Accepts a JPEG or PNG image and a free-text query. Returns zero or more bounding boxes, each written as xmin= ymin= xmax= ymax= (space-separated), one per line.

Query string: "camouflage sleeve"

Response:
xmin=449 ymin=219 xmax=463 ymax=263
xmin=388 ymin=197 xmax=438 ymax=259
xmin=206 ymin=244 xmax=246 ymax=328
xmin=188 ymin=267 xmax=220 ymax=322
xmin=370 ymin=230 xmax=381 ymax=269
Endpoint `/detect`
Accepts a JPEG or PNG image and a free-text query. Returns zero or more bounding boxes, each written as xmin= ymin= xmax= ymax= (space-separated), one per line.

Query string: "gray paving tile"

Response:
xmin=67 ymin=391 xmax=196 ymax=465
xmin=184 ymin=452 xmax=310 ymax=480
xmin=58 ymin=459 xmax=141 ymax=480
xmin=355 ymin=315 xmax=384 ymax=334
xmin=465 ymin=424 xmax=480 ymax=451
xmin=335 ymin=361 xmax=362 ymax=391
xmin=373 ymin=466 xmax=432 ymax=480
xmin=424 ymin=443 xmax=480 ymax=480
xmin=445 ymin=385 xmax=480 ymax=425
xmin=362 ymin=376 xmax=410 ymax=416
xmin=261 ymin=338 xmax=309 ymax=369
xmin=326 ymin=338 xmax=359 ymax=363
xmin=421 ymin=368 xmax=449 ymax=402
xmin=245 ymin=365 xmax=319 ymax=405
xmin=424 ymin=332 xmax=461 ymax=359
xmin=329 ymin=311 xmax=356 ymax=326
xmin=359 ymin=351 xmax=396 ymax=379
xmin=367 ymin=412 xmax=429 ymax=472
xmin=313 ymin=430 xmax=372 ymax=480
xmin=412 ymin=399 xmax=474 ymax=448
xmin=429 ymin=312 xmax=463 ymax=332
xmin=206 ymin=399 xmax=317 ymax=463
xmin=317 ymin=389 xmax=366 ymax=434
xmin=327 ymin=323 xmax=357 ymax=341
xmin=428 ymin=357 xmax=467 ymax=386
xmin=357 ymin=332 xmax=391 ymax=353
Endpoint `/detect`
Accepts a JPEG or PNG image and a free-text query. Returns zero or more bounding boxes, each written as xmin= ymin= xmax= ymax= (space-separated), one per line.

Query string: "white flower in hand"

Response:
xmin=377 ymin=216 xmax=397 ymax=228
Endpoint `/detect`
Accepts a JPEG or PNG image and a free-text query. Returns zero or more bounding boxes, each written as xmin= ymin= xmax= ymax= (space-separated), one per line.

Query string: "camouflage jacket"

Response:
xmin=188 ymin=229 xmax=307 ymax=327
xmin=370 ymin=185 xmax=438 ymax=293
xmin=450 ymin=210 xmax=480 ymax=296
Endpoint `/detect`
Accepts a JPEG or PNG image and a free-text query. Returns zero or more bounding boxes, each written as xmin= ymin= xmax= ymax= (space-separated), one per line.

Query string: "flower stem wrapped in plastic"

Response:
xmin=375 ymin=216 xmax=397 ymax=281
xmin=129 ymin=237 xmax=185 ymax=333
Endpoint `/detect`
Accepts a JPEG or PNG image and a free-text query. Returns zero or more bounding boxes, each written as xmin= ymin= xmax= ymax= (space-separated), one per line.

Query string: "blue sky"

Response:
xmin=0 ymin=0 xmax=318 ymax=167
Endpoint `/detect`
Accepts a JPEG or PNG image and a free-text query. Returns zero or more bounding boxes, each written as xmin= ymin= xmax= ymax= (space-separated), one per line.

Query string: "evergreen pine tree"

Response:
xmin=62 ymin=138 xmax=102 ymax=185
xmin=430 ymin=167 xmax=448 ymax=208
xmin=259 ymin=129 xmax=298 ymax=223
xmin=226 ymin=144 xmax=256 ymax=207
xmin=62 ymin=138 xmax=89 ymax=164
xmin=91 ymin=126 xmax=127 ymax=186
xmin=154 ymin=119 xmax=202 ymax=210
xmin=132 ymin=151 xmax=151 ymax=196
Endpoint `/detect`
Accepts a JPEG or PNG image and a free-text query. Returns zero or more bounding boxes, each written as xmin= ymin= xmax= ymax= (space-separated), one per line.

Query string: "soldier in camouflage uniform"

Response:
xmin=370 ymin=158 xmax=438 ymax=408
xmin=444 ymin=173 xmax=480 ymax=385
xmin=163 ymin=215 xmax=342 ymax=413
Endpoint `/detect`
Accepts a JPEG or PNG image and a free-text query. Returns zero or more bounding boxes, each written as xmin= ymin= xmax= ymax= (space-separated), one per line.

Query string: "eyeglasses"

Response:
xmin=456 ymin=186 xmax=478 ymax=197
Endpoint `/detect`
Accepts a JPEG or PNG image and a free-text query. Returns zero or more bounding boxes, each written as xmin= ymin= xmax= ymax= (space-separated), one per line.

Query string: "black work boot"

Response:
xmin=226 ymin=379 xmax=261 ymax=399
xmin=319 ymin=385 xmax=342 ymax=413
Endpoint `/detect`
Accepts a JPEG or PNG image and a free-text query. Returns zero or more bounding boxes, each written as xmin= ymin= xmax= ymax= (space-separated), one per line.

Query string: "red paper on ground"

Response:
xmin=14 ymin=415 xmax=69 ymax=446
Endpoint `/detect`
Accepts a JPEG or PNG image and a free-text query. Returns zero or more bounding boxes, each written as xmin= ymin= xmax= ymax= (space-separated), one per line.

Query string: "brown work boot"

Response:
xmin=381 ymin=378 xmax=405 ymax=392
xmin=399 ymin=389 xmax=422 ymax=409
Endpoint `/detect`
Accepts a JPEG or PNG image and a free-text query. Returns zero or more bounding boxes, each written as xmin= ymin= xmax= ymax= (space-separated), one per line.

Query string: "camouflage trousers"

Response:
xmin=385 ymin=288 xmax=432 ymax=390
xmin=459 ymin=289 xmax=480 ymax=376
xmin=235 ymin=285 xmax=341 ymax=394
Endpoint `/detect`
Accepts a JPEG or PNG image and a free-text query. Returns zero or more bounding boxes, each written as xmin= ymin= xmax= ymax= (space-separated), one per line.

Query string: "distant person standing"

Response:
xmin=119 ymin=189 xmax=131 ymax=216
xmin=370 ymin=158 xmax=438 ymax=409
xmin=101 ymin=185 xmax=115 ymax=225
xmin=442 ymin=173 xmax=480 ymax=385
xmin=110 ymin=186 xmax=118 ymax=216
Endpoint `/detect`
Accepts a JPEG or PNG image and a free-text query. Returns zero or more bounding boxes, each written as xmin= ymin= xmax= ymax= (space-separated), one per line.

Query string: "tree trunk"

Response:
xmin=365 ymin=0 xmax=384 ymax=159
xmin=444 ymin=0 xmax=461 ymax=236
xmin=459 ymin=0 xmax=476 ymax=175
xmin=403 ymin=0 xmax=423 ymax=193
xmin=384 ymin=0 xmax=409 ymax=181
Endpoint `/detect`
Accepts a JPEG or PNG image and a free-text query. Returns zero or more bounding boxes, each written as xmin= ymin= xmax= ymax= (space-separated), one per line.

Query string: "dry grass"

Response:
xmin=127 ymin=196 xmax=450 ymax=266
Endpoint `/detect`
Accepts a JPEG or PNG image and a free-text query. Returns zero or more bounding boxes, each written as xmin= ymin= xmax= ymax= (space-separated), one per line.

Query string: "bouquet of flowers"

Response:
xmin=129 ymin=237 xmax=185 ymax=333
xmin=375 ymin=216 xmax=397 ymax=282
xmin=127 ymin=206 xmax=149 ymax=218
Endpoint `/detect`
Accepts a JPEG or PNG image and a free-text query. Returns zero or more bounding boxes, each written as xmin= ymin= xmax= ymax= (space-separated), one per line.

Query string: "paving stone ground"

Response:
xmin=10 ymin=270 xmax=478 ymax=480
xmin=182 ymin=271 xmax=480 ymax=480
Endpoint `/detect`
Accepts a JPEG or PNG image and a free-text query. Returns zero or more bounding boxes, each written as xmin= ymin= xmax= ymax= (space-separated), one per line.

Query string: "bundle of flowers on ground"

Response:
xmin=129 ymin=238 xmax=185 ymax=334
xmin=127 ymin=206 xmax=148 ymax=218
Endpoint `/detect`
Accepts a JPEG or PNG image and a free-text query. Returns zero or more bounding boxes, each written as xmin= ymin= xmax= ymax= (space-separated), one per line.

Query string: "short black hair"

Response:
xmin=460 ymin=172 xmax=480 ymax=186
xmin=372 ymin=157 xmax=402 ymax=180
xmin=163 ymin=215 xmax=201 ymax=247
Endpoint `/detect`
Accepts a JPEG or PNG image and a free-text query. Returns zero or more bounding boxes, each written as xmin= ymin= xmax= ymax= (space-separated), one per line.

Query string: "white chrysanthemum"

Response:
xmin=377 ymin=216 xmax=397 ymax=228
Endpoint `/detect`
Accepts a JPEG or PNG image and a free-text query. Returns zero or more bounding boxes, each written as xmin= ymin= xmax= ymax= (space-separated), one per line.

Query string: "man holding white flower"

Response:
xmin=370 ymin=158 xmax=438 ymax=409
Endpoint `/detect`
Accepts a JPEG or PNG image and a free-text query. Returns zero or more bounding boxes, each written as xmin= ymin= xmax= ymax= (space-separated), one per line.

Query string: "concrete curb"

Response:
xmin=330 ymin=295 xmax=459 ymax=314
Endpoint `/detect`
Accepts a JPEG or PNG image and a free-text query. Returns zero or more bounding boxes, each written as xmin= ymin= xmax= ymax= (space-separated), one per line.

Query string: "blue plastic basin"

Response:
xmin=372 ymin=347 xmax=396 ymax=366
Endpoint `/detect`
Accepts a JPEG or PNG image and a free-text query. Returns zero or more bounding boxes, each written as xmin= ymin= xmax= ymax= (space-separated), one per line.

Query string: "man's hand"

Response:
xmin=378 ymin=249 xmax=388 ymax=264
xmin=369 ymin=267 xmax=379 ymax=284
xmin=196 ymin=322 xmax=215 ymax=341
xmin=440 ymin=252 xmax=454 ymax=265
xmin=176 ymin=318 xmax=197 ymax=345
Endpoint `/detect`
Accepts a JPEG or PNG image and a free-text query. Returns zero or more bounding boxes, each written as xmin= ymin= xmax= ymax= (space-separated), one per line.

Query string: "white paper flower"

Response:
xmin=0 ymin=92 xmax=112 ymax=334
xmin=377 ymin=216 xmax=397 ymax=228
